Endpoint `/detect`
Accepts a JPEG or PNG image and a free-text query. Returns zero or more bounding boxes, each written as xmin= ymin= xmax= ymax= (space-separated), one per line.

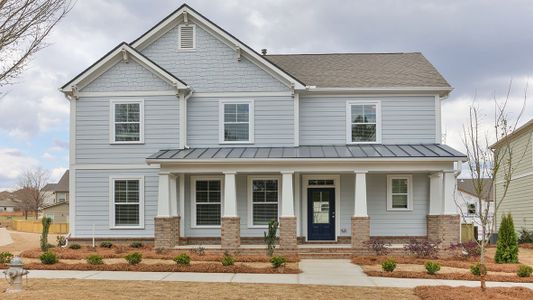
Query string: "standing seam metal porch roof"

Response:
xmin=147 ymin=144 xmax=466 ymax=161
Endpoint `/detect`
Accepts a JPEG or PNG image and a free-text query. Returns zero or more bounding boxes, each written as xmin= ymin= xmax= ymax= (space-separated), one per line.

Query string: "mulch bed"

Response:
xmin=520 ymin=243 xmax=533 ymax=249
xmin=415 ymin=286 xmax=533 ymax=300
xmin=352 ymin=256 xmax=521 ymax=273
xmin=366 ymin=270 xmax=533 ymax=283
xmin=0 ymin=262 xmax=300 ymax=274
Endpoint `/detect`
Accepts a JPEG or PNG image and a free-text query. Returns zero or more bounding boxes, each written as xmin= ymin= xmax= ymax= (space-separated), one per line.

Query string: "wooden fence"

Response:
xmin=12 ymin=219 xmax=69 ymax=234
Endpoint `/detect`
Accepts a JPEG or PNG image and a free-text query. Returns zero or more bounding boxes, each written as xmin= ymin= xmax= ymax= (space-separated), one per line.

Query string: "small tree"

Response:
xmin=40 ymin=217 xmax=52 ymax=252
xmin=495 ymin=213 xmax=519 ymax=263
xmin=263 ymin=220 xmax=278 ymax=256
xmin=15 ymin=168 xmax=50 ymax=219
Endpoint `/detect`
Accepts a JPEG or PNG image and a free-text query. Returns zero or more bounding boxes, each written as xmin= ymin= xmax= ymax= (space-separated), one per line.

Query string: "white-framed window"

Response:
xmin=110 ymin=99 xmax=144 ymax=144
xmin=56 ymin=192 xmax=67 ymax=203
xmin=467 ymin=203 xmax=477 ymax=215
xmin=387 ymin=175 xmax=413 ymax=211
xmin=191 ymin=176 xmax=223 ymax=228
xmin=178 ymin=24 xmax=196 ymax=50
xmin=248 ymin=176 xmax=280 ymax=228
xmin=109 ymin=176 xmax=144 ymax=229
xmin=219 ymin=100 xmax=254 ymax=144
xmin=346 ymin=100 xmax=381 ymax=144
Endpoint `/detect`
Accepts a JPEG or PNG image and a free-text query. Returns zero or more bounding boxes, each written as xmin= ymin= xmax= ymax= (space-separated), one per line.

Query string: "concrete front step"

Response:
xmin=299 ymin=253 xmax=353 ymax=259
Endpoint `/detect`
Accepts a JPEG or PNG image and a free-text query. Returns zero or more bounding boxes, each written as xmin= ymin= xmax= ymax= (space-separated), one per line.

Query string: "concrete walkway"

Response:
xmin=24 ymin=259 xmax=533 ymax=288
xmin=0 ymin=228 xmax=14 ymax=246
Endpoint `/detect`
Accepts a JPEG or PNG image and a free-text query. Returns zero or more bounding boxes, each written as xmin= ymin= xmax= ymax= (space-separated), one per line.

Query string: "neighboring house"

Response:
xmin=41 ymin=171 xmax=69 ymax=222
xmin=0 ymin=191 xmax=18 ymax=213
xmin=492 ymin=119 xmax=533 ymax=233
xmin=60 ymin=4 xmax=466 ymax=252
xmin=455 ymin=178 xmax=494 ymax=240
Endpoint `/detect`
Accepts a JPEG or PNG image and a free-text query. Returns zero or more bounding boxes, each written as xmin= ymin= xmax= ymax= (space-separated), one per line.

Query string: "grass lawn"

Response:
xmin=0 ymin=279 xmax=418 ymax=300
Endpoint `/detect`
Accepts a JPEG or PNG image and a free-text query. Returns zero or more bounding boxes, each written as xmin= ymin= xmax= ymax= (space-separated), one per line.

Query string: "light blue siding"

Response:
xmin=299 ymin=96 xmax=436 ymax=144
xmin=141 ymin=22 xmax=289 ymax=92
xmin=76 ymin=95 xmax=179 ymax=164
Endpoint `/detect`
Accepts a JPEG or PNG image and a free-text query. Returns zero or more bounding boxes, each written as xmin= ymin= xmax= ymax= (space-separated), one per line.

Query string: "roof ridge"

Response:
xmin=266 ymin=52 xmax=422 ymax=56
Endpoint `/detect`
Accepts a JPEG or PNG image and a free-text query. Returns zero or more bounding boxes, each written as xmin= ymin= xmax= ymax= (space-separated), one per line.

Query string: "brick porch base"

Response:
xmin=427 ymin=214 xmax=460 ymax=256
xmin=154 ymin=216 xmax=180 ymax=249
xmin=221 ymin=217 xmax=240 ymax=249
xmin=351 ymin=216 xmax=370 ymax=255
xmin=279 ymin=216 xmax=297 ymax=249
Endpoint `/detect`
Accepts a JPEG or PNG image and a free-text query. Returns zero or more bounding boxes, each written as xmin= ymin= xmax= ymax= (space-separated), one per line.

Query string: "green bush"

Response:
xmin=382 ymin=259 xmax=397 ymax=272
xmin=173 ymin=253 xmax=191 ymax=265
xmin=40 ymin=217 xmax=52 ymax=252
xmin=40 ymin=251 xmax=58 ymax=264
xmin=470 ymin=263 xmax=487 ymax=276
xmin=130 ymin=241 xmax=144 ymax=248
xmin=270 ymin=256 xmax=287 ymax=268
xmin=424 ymin=261 xmax=441 ymax=275
xmin=68 ymin=243 xmax=81 ymax=250
xmin=124 ymin=252 xmax=142 ymax=265
xmin=517 ymin=265 xmax=533 ymax=277
xmin=495 ymin=213 xmax=519 ymax=263
xmin=86 ymin=254 xmax=104 ymax=265
xmin=0 ymin=252 xmax=14 ymax=264
xmin=221 ymin=252 xmax=235 ymax=266
xmin=100 ymin=241 xmax=113 ymax=248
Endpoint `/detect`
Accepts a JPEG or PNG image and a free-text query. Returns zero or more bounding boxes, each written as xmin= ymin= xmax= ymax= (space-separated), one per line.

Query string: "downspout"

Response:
xmin=179 ymin=87 xmax=193 ymax=149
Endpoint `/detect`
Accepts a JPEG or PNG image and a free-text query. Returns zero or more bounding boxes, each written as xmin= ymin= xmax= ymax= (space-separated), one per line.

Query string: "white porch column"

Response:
xmin=353 ymin=171 xmax=368 ymax=217
xmin=281 ymin=171 xmax=295 ymax=217
xmin=157 ymin=172 xmax=171 ymax=217
xmin=179 ymin=174 xmax=185 ymax=237
xmin=442 ymin=170 xmax=457 ymax=215
xmin=223 ymin=171 xmax=238 ymax=217
xmin=169 ymin=174 xmax=178 ymax=217
xmin=429 ymin=172 xmax=443 ymax=215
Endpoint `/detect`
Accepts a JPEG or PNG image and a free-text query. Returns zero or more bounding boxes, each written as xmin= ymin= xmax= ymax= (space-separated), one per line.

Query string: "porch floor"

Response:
xmin=174 ymin=244 xmax=353 ymax=250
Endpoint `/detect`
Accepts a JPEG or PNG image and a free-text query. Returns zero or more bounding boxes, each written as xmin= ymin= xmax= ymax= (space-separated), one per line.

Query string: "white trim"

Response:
xmin=386 ymin=175 xmax=413 ymax=211
xmin=294 ymin=172 xmax=301 ymax=236
xmin=218 ymin=99 xmax=254 ymax=144
xmin=302 ymin=93 xmax=446 ymax=98
xmin=178 ymin=174 xmax=185 ymax=237
xmin=68 ymin=97 xmax=76 ymax=235
xmin=307 ymin=86 xmax=453 ymax=97
xmin=73 ymin=164 xmax=159 ymax=170
xmin=78 ymin=91 xmax=178 ymax=98
xmin=190 ymin=175 xmax=224 ymax=229
xmin=247 ymin=175 xmax=281 ymax=228
xmin=346 ymin=100 xmax=382 ymax=144
xmin=294 ymin=93 xmax=300 ymax=146
xmin=178 ymin=24 xmax=196 ymax=50
xmin=179 ymin=93 xmax=187 ymax=149
xmin=109 ymin=176 xmax=145 ymax=229
xmin=193 ymin=91 xmax=292 ymax=98
xmin=435 ymin=95 xmax=442 ymax=143
xmin=149 ymin=157 xmax=463 ymax=165
xmin=109 ymin=98 xmax=145 ymax=144
xmin=302 ymin=174 xmax=340 ymax=241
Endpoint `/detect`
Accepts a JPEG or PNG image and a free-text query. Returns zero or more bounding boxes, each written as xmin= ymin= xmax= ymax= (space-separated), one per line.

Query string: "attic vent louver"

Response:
xmin=179 ymin=24 xmax=195 ymax=49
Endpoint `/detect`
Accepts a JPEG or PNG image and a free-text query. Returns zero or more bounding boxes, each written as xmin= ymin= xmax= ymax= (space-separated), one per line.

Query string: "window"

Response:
xmin=467 ymin=203 xmax=477 ymax=215
xmin=178 ymin=24 xmax=195 ymax=49
xmin=193 ymin=178 xmax=222 ymax=226
xmin=387 ymin=175 xmax=413 ymax=211
xmin=219 ymin=100 xmax=254 ymax=143
xmin=56 ymin=192 xmax=67 ymax=203
xmin=111 ymin=99 xmax=144 ymax=143
xmin=110 ymin=177 xmax=144 ymax=228
xmin=347 ymin=101 xmax=381 ymax=143
xmin=249 ymin=177 xmax=279 ymax=227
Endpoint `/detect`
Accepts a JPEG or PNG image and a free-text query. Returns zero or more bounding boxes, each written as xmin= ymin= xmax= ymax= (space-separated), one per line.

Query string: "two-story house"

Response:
xmin=60 ymin=4 xmax=466 ymax=254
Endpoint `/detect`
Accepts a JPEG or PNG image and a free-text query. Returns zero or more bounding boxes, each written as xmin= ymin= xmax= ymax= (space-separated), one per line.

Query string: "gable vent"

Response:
xmin=179 ymin=25 xmax=195 ymax=49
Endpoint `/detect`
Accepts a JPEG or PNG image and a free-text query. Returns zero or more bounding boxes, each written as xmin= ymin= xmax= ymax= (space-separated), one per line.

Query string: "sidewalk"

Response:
xmin=23 ymin=259 xmax=533 ymax=289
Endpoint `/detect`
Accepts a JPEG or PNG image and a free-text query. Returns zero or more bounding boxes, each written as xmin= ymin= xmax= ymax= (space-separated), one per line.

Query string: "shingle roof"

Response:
xmin=457 ymin=178 xmax=494 ymax=202
xmin=147 ymin=144 xmax=465 ymax=161
xmin=265 ymin=53 xmax=451 ymax=89
xmin=55 ymin=170 xmax=69 ymax=192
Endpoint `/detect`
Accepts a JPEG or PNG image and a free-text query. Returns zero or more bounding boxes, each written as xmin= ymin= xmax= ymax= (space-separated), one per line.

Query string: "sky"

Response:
xmin=0 ymin=0 xmax=532 ymax=190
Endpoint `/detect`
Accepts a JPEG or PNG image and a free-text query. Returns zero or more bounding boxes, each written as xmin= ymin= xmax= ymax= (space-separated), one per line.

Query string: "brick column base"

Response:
xmin=352 ymin=216 xmax=370 ymax=254
xmin=154 ymin=216 xmax=180 ymax=249
xmin=427 ymin=214 xmax=460 ymax=256
xmin=221 ymin=217 xmax=240 ymax=249
xmin=279 ymin=217 xmax=297 ymax=249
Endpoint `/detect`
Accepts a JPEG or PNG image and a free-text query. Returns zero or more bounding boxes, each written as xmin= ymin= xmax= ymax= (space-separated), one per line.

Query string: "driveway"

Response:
xmin=0 ymin=228 xmax=59 ymax=254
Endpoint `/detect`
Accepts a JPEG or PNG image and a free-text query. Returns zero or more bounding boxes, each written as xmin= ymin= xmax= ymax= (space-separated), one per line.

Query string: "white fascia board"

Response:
xmin=147 ymin=157 xmax=466 ymax=165
xmin=303 ymin=86 xmax=453 ymax=97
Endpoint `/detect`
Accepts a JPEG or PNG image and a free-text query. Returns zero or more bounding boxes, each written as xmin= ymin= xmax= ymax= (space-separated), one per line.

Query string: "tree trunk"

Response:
xmin=24 ymin=210 xmax=28 ymax=220
xmin=34 ymin=209 xmax=39 ymax=220
xmin=480 ymin=246 xmax=486 ymax=291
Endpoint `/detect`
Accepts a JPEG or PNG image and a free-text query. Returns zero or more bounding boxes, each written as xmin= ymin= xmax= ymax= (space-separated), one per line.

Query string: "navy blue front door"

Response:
xmin=307 ymin=188 xmax=335 ymax=240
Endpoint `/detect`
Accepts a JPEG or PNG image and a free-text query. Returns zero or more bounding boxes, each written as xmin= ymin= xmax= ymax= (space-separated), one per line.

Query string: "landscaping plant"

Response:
xmin=40 ymin=217 xmax=52 ymax=252
xmin=518 ymin=228 xmax=533 ymax=244
xmin=221 ymin=251 xmax=235 ymax=266
xmin=403 ymin=239 xmax=441 ymax=258
xmin=69 ymin=243 xmax=81 ymax=250
xmin=40 ymin=251 xmax=58 ymax=264
xmin=124 ymin=252 xmax=142 ymax=265
xmin=86 ymin=254 xmax=104 ymax=265
xmin=495 ymin=213 xmax=519 ymax=263
xmin=56 ymin=235 xmax=66 ymax=247
xmin=130 ymin=241 xmax=144 ymax=248
xmin=173 ymin=253 xmax=191 ymax=265
xmin=470 ymin=263 xmax=487 ymax=276
xmin=381 ymin=259 xmax=397 ymax=272
xmin=0 ymin=252 xmax=13 ymax=264
xmin=424 ymin=261 xmax=441 ymax=275
xmin=191 ymin=246 xmax=206 ymax=256
xmin=450 ymin=241 xmax=481 ymax=258
xmin=270 ymin=256 xmax=287 ymax=268
xmin=100 ymin=241 xmax=113 ymax=248
xmin=263 ymin=220 xmax=278 ymax=256
xmin=517 ymin=265 xmax=533 ymax=277
xmin=363 ymin=239 xmax=390 ymax=256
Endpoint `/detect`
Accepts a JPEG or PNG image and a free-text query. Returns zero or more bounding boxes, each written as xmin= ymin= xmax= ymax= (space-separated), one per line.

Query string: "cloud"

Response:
xmin=0 ymin=148 xmax=39 ymax=189
xmin=50 ymin=167 xmax=67 ymax=183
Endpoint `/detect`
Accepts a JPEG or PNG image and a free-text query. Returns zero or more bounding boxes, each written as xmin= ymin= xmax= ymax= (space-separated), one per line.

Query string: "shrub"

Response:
xmin=190 ymin=246 xmax=206 ymax=256
xmin=0 ymin=252 xmax=14 ymax=264
xmin=56 ymin=235 xmax=67 ymax=247
xmin=382 ymin=259 xmax=397 ymax=272
xmin=270 ymin=256 xmax=287 ymax=268
xmin=263 ymin=220 xmax=278 ymax=256
xmin=450 ymin=241 xmax=481 ymax=257
xmin=518 ymin=228 xmax=533 ymax=244
xmin=517 ymin=265 xmax=533 ymax=277
xmin=68 ymin=243 xmax=81 ymax=250
xmin=130 ymin=241 xmax=144 ymax=248
xmin=221 ymin=252 xmax=235 ymax=266
xmin=363 ymin=239 xmax=390 ymax=256
xmin=173 ymin=253 xmax=191 ymax=265
xmin=470 ymin=263 xmax=487 ymax=276
xmin=424 ymin=261 xmax=441 ymax=275
xmin=124 ymin=252 xmax=142 ymax=265
xmin=40 ymin=251 xmax=58 ymax=264
xmin=404 ymin=239 xmax=441 ymax=258
xmin=100 ymin=241 xmax=113 ymax=248
xmin=40 ymin=217 xmax=52 ymax=252
xmin=495 ymin=213 xmax=519 ymax=263
xmin=114 ymin=245 xmax=128 ymax=254
xmin=86 ymin=254 xmax=104 ymax=265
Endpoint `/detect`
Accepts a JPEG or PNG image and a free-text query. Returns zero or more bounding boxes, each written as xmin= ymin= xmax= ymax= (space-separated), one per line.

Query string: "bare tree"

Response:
xmin=0 ymin=0 xmax=73 ymax=87
xmin=16 ymin=168 xmax=50 ymax=219
xmin=459 ymin=81 xmax=530 ymax=290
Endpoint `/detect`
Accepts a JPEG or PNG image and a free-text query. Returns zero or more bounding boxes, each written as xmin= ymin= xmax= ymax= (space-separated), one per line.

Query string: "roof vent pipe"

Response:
xmin=261 ymin=49 xmax=267 ymax=55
